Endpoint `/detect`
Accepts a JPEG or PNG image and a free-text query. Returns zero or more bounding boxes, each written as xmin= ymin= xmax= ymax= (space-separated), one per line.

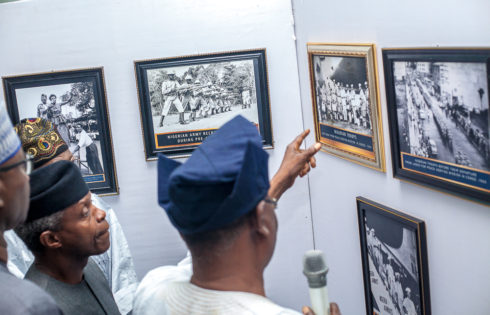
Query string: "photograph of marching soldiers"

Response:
xmin=364 ymin=214 xmax=421 ymax=315
xmin=147 ymin=59 xmax=260 ymax=134
xmin=15 ymin=82 xmax=105 ymax=176
xmin=312 ymin=54 xmax=373 ymax=136
xmin=394 ymin=61 xmax=489 ymax=171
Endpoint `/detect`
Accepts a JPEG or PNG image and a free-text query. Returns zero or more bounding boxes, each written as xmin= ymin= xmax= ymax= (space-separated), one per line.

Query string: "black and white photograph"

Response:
xmin=312 ymin=55 xmax=372 ymax=136
xmin=308 ymin=43 xmax=385 ymax=172
xmin=135 ymin=49 xmax=273 ymax=159
xmin=393 ymin=61 xmax=489 ymax=171
xmin=383 ymin=48 xmax=490 ymax=203
xmin=357 ymin=197 xmax=430 ymax=315
xmin=147 ymin=60 xmax=259 ymax=134
xmin=3 ymin=68 xmax=118 ymax=195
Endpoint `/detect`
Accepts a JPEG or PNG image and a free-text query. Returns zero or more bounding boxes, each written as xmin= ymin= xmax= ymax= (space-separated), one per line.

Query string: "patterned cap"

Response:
xmin=0 ymin=105 xmax=21 ymax=165
xmin=15 ymin=118 xmax=69 ymax=168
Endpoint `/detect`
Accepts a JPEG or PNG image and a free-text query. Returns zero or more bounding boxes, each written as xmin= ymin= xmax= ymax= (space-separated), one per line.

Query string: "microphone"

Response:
xmin=303 ymin=250 xmax=330 ymax=315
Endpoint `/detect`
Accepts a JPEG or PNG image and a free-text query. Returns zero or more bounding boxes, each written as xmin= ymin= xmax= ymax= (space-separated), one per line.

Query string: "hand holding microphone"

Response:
xmin=303 ymin=250 xmax=341 ymax=315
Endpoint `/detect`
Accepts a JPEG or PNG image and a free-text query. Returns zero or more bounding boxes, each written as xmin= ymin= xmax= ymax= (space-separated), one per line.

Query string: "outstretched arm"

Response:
xmin=268 ymin=129 xmax=321 ymax=200
xmin=60 ymin=93 xmax=73 ymax=106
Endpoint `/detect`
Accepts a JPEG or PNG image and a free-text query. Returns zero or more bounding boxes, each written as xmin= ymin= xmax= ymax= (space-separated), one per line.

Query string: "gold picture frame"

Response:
xmin=307 ymin=43 xmax=385 ymax=172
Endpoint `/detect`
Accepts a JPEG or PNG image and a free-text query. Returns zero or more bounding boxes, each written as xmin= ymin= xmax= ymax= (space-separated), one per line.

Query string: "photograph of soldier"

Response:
xmin=393 ymin=61 xmax=489 ymax=171
xmin=364 ymin=213 xmax=421 ymax=315
xmin=12 ymin=82 xmax=105 ymax=176
xmin=147 ymin=59 xmax=260 ymax=134
xmin=312 ymin=54 xmax=373 ymax=136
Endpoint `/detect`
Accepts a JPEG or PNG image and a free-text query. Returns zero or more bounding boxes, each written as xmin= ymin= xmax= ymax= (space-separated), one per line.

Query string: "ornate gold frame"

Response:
xmin=307 ymin=43 xmax=386 ymax=172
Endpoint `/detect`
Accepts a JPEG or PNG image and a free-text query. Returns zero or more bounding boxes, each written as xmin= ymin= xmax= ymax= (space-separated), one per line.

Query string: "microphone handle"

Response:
xmin=309 ymin=286 xmax=330 ymax=315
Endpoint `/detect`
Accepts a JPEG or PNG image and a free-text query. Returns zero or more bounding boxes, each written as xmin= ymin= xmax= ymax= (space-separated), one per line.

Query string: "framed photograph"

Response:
xmin=2 ymin=68 xmax=118 ymax=195
xmin=307 ymin=43 xmax=385 ymax=171
xmin=135 ymin=49 xmax=273 ymax=160
xmin=383 ymin=48 xmax=490 ymax=204
xmin=357 ymin=197 xmax=431 ymax=315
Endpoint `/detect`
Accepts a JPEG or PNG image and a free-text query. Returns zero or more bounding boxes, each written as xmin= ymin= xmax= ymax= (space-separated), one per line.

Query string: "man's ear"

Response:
xmin=39 ymin=231 xmax=62 ymax=250
xmin=252 ymin=201 xmax=273 ymax=238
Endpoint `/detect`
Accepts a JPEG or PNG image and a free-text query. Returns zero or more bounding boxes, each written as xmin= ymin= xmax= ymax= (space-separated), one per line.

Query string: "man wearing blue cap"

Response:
xmin=133 ymin=115 xmax=341 ymax=315
xmin=0 ymin=106 xmax=62 ymax=314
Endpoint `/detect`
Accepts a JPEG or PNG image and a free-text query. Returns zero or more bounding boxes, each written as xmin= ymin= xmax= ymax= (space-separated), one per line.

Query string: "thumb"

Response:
xmin=301 ymin=306 xmax=315 ymax=315
xmin=330 ymin=302 xmax=341 ymax=315
xmin=303 ymin=143 xmax=321 ymax=158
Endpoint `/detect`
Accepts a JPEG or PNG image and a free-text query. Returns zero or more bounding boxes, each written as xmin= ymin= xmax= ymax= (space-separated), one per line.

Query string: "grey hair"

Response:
xmin=14 ymin=211 xmax=64 ymax=254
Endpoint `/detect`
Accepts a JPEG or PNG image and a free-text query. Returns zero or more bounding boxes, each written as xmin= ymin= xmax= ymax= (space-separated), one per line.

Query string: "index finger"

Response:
xmin=293 ymin=129 xmax=311 ymax=150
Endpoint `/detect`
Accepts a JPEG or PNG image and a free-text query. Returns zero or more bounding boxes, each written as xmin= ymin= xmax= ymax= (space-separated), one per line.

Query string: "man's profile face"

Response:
xmin=41 ymin=95 xmax=47 ymax=103
xmin=0 ymin=150 xmax=30 ymax=230
xmin=50 ymin=96 xmax=56 ymax=104
xmin=55 ymin=193 xmax=110 ymax=256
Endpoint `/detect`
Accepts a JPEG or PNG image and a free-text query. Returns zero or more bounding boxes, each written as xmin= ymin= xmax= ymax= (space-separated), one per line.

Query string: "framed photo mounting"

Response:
xmin=357 ymin=197 xmax=431 ymax=315
xmin=383 ymin=48 xmax=490 ymax=204
xmin=134 ymin=49 xmax=273 ymax=160
xmin=308 ymin=43 xmax=385 ymax=171
xmin=2 ymin=68 xmax=118 ymax=195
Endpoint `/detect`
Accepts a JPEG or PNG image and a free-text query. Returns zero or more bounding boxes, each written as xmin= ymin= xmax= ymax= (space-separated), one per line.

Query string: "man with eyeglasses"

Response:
xmin=133 ymin=115 xmax=341 ymax=315
xmin=0 ymin=106 xmax=62 ymax=314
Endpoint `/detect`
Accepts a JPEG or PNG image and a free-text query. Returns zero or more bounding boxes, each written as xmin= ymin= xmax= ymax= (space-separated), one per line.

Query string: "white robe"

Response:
xmin=133 ymin=255 xmax=301 ymax=315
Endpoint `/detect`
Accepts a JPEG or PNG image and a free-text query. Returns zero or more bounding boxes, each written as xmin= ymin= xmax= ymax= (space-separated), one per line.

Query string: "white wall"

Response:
xmin=2 ymin=0 xmax=490 ymax=313
xmin=0 ymin=0 xmax=313 ymax=310
xmin=292 ymin=0 xmax=490 ymax=314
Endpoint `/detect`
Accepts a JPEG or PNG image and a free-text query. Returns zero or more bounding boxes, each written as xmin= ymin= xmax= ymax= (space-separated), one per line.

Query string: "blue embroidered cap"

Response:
xmin=0 ymin=105 xmax=21 ymax=165
xmin=158 ymin=115 xmax=270 ymax=235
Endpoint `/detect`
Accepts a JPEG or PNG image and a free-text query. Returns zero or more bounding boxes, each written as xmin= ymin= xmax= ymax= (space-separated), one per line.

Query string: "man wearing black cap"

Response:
xmin=15 ymin=161 xmax=121 ymax=315
xmin=0 ymin=106 xmax=62 ymax=315
xmin=133 ymin=115 xmax=341 ymax=315
xmin=6 ymin=117 xmax=138 ymax=314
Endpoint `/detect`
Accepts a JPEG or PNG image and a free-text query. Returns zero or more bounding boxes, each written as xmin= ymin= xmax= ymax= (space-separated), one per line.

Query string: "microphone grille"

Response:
xmin=303 ymin=249 xmax=328 ymax=274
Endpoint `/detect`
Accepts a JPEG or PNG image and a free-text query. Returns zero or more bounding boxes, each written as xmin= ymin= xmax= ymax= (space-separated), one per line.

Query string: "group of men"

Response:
xmin=37 ymin=93 xmax=72 ymax=145
xmin=0 ymin=105 xmax=341 ymax=314
xmin=366 ymin=227 xmax=417 ymax=315
xmin=158 ymin=72 xmax=236 ymax=127
xmin=37 ymin=92 xmax=104 ymax=175
xmin=316 ymin=77 xmax=371 ymax=131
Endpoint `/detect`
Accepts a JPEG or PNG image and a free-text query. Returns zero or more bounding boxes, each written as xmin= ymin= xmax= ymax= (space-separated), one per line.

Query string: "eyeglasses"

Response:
xmin=264 ymin=197 xmax=278 ymax=209
xmin=0 ymin=153 xmax=34 ymax=175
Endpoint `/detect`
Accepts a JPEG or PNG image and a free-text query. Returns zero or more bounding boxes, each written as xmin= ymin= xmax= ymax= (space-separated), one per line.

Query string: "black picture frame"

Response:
xmin=357 ymin=197 xmax=431 ymax=315
xmin=382 ymin=48 xmax=490 ymax=204
xmin=2 ymin=68 xmax=118 ymax=195
xmin=134 ymin=49 xmax=273 ymax=160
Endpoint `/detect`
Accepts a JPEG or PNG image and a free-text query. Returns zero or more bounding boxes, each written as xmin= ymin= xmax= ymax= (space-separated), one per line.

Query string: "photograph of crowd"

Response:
xmin=312 ymin=54 xmax=373 ymax=136
xmin=393 ymin=61 xmax=489 ymax=172
xmin=147 ymin=59 xmax=260 ymax=134
xmin=15 ymin=82 xmax=104 ymax=176
xmin=363 ymin=210 xmax=422 ymax=315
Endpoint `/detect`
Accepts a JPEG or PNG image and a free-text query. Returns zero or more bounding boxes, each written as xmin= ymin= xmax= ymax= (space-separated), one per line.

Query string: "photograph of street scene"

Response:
xmin=15 ymin=82 xmax=105 ymax=176
xmin=147 ymin=59 xmax=259 ymax=135
xmin=312 ymin=54 xmax=373 ymax=136
xmin=364 ymin=214 xmax=421 ymax=315
xmin=393 ymin=61 xmax=489 ymax=172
